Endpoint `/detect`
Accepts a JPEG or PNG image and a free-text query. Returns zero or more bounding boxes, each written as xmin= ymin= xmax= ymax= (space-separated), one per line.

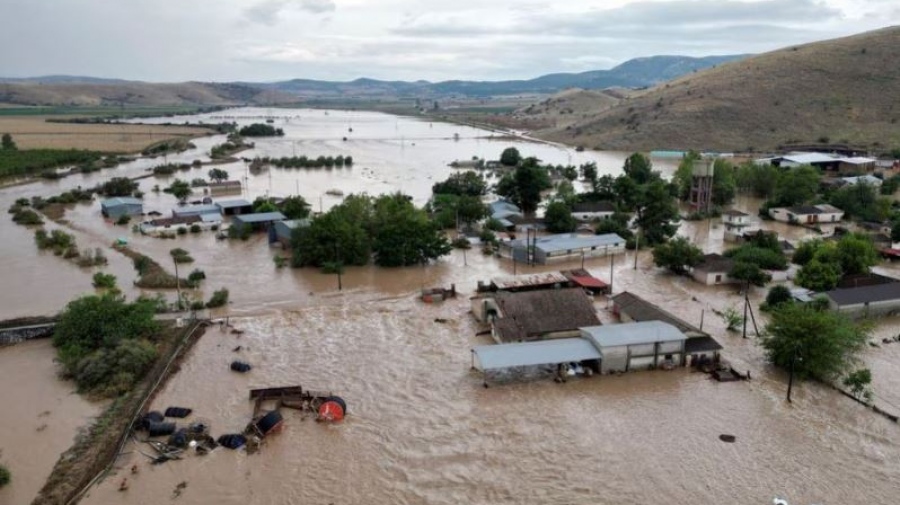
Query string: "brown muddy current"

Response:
xmin=0 ymin=108 xmax=898 ymax=505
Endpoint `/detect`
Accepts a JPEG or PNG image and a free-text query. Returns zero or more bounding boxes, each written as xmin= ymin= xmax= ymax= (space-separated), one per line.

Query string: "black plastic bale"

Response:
xmin=255 ymin=410 xmax=284 ymax=436
xmin=230 ymin=361 xmax=252 ymax=373
xmin=147 ymin=421 xmax=177 ymax=437
xmin=324 ymin=396 xmax=347 ymax=415
xmin=217 ymin=434 xmax=247 ymax=449
xmin=164 ymin=407 xmax=193 ymax=418
xmin=139 ymin=411 xmax=164 ymax=430
xmin=168 ymin=428 xmax=189 ymax=448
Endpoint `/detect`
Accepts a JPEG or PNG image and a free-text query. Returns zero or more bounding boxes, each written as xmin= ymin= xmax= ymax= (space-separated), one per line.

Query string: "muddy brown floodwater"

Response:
xmin=2 ymin=108 xmax=900 ymax=504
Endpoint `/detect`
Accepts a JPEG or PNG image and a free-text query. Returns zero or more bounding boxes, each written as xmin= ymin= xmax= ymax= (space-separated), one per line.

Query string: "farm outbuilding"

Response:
xmin=580 ymin=321 xmax=687 ymax=374
xmin=498 ymin=233 xmax=625 ymax=264
xmin=216 ymin=199 xmax=254 ymax=216
xmin=826 ymin=282 xmax=900 ymax=319
xmin=233 ymin=212 xmax=287 ymax=231
xmin=471 ymin=287 xmax=600 ymax=343
xmin=172 ymin=204 xmax=221 ymax=219
xmin=271 ymin=219 xmax=310 ymax=247
xmin=101 ymin=197 xmax=143 ymax=219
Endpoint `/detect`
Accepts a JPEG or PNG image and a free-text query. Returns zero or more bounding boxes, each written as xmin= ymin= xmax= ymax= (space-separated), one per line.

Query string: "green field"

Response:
xmin=0 ymin=105 xmax=209 ymax=117
xmin=0 ymin=148 xmax=104 ymax=178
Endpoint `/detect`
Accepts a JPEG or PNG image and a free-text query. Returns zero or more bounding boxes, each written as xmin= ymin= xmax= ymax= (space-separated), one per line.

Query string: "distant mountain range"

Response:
xmin=0 ymin=54 xmax=749 ymax=106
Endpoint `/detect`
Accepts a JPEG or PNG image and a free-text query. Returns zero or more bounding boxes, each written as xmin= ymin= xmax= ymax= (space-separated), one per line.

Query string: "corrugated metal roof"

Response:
xmin=173 ymin=204 xmax=220 ymax=216
xmin=491 ymin=272 xmax=569 ymax=290
xmin=509 ymin=233 xmax=625 ymax=253
xmin=581 ymin=321 xmax=686 ymax=348
xmin=101 ymin=197 xmax=142 ymax=207
xmin=782 ymin=152 xmax=838 ymax=164
xmin=216 ymin=199 xmax=252 ymax=208
xmin=473 ymin=338 xmax=601 ymax=371
xmin=611 ymin=292 xmax=705 ymax=337
xmin=233 ymin=212 xmax=287 ymax=224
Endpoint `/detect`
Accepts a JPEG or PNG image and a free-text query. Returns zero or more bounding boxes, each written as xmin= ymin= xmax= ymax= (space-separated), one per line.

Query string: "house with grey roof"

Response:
xmin=471 ymin=287 xmax=600 ymax=343
xmin=580 ymin=321 xmax=686 ymax=373
xmin=691 ymin=253 xmax=737 ymax=286
xmin=826 ymin=281 xmax=900 ymax=319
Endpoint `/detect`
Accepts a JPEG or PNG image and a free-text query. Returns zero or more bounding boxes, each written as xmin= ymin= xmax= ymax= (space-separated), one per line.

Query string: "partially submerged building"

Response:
xmin=488 ymin=200 xmax=524 ymax=230
xmin=216 ymin=199 xmax=254 ymax=216
xmin=139 ymin=214 xmax=221 ymax=235
xmin=722 ymin=209 xmax=756 ymax=242
xmin=768 ymin=204 xmax=844 ymax=224
xmin=270 ymin=218 xmax=310 ymax=248
xmin=173 ymin=204 xmax=221 ymax=219
xmin=471 ymin=287 xmax=600 ymax=343
xmin=477 ymin=272 xmax=572 ymax=293
xmin=580 ymin=321 xmax=686 ymax=373
xmin=498 ymin=233 xmax=625 ymax=264
xmin=691 ymin=253 xmax=736 ymax=286
xmin=571 ymin=201 xmax=616 ymax=222
xmin=826 ymin=282 xmax=900 ymax=318
xmin=101 ymin=197 xmax=143 ymax=219
xmin=232 ymin=212 xmax=287 ymax=231
xmin=207 ymin=180 xmax=242 ymax=196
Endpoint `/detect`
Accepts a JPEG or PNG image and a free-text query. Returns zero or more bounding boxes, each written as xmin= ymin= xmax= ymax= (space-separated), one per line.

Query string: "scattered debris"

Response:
xmin=231 ymin=329 xmax=244 ymax=335
xmin=252 ymin=410 xmax=284 ymax=437
xmin=147 ymin=421 xmax=176 ymax=437
xmin=434 ymin=318 xmax=448 ymax=324
xmin=421 ymin=284 xmax=456 ymax=303
xmin=217 ymin=434 xmax=247 ymax=450
xmin=719 ymin=434 xmax=736 ymax=443
xmin=317 ymin=396 xmax=347 ymax=423
xmin=232 ymin=345 xmax=243 ymax=352
xmin=118 ymin=478 xmax=128 ymax=492
xmin=173 ymin=481 xmax=187 ymax=499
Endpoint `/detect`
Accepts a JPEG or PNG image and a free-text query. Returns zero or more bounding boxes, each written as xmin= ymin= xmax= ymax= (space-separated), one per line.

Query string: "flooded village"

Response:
xmin=2 ymin=106 xmax=900 ymax=505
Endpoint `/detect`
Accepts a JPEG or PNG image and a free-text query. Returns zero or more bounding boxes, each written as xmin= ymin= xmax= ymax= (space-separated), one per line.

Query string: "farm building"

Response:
xmin=756 ymin=152 xmax=841 ymax=171
xmin=768 ymin=204 xmax=843 ymax=224
xmin=270 ymin=219 xmax=310 ymax=248
xmin=611 ymin=291 xmax=721 ymax=365
xmin=173 ymin=204 xmax=221 ymax=219
xmin=571 ymin=201 xmax=616 ymax=222
xmin=216 ymin=199 xmax=254 ymax=216
xmin=139 ymin=214 xmax=221 ymax=235
xmin=691 ymin=253 xmax=736 ymax=286
xmin=232 ymin=212 xmax=287 ymax=231
xmin=826 ymin=282 xmax=900 ymax=318
xmin=722 ymin=209 xmax=756 ymax=241
xmin=471 ymin=287 xmax=600 ymax=343
xmin=101 ymin=197 xmax=143 ymax=219
xmin=560 ymin=269 xmax=609 ymax=295
xmin=580 ymin=321 xmax=686 ymax=373
xmin=207 ymin=180 xmax=242 ymax=196
xmin=477 ymin=272 xmax=572 ymax=293
xmin=840 ymin=174 xmax=882 ymax=187
xmin=498 ymin=233 xmax=625 ymax=264
xmin=488 ymin=200 xmax=524 ymax=230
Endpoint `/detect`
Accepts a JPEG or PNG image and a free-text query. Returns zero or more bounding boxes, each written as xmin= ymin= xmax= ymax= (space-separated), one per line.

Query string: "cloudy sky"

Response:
xmin=1 ymin=0 xmax=897 ymax=82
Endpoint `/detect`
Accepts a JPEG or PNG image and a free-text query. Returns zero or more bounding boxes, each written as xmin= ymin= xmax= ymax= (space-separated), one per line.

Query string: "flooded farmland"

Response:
xmin=1 ymin=108 xmax=899 ymax=505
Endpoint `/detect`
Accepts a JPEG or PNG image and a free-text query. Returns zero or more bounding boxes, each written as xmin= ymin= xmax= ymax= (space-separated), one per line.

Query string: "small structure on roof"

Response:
xmin=498 ymin=232 xmax=625 ymax=264
xmin=472 ymin=287 xmax=600 ymax=343
xmin=768 ymin=204 xmax=843 ymax=224
xmin=234 ymin=212 xmax=287 ymax=231
xmin=581 ymin=321 xmax=687 ymax=373
xmin=173 ymin=204 xmax=221 ymax=219
xmin=101 ymin=197 xmax=143 ymax=219
xmin=691 ymin=253 xmax=737 ymax=286
xmin=560 ymin=269 xmax=609 ymax=295
xmin=270 ymin=218 xmax=310 ymax=247
xmin=216 ymin=199 xmax=254 ymax=216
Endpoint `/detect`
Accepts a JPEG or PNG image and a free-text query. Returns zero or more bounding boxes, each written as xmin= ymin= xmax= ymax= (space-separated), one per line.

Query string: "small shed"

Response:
xmin=580 ymin=321 xmax=687 ymax=374
xmin=571 ymin=201 xmax=616 ymax=222
xmin=272 ymin=219 xmax=310 ymax=247
xmin=216 ymin=199 xmax=254 ymax=216
xmin=207 ymin=180 xmax=242 ymax=196
xmin=691 ymin=253 xmax=736 ymax=286
xmin=826 ymin=282 xmax=900 ymax=319
xmin=173 ymin=204 xmax=221 ymax=218
xmin=101 ymin=197 xmax=143 ymax=219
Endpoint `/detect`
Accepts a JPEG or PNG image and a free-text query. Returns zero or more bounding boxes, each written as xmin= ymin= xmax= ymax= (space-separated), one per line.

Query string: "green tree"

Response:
xmin=495 ymin=162 xmax=552 ymax=215
xmin=735 ymin=161 xmax=780 ymax=198
xmin=370 ymin=193 xmax=451 ymax=267
xmin=432 ymin=171 xmax=487 ymax=197
xmin=761 ymin=303 xmax=870 ymax=381
xmin=98 ymin=177 xmax=138 ymax=197
xmin=842 ymin=368 xmax=873 ymax=401
xmin=545 ymin=201 xmax=577 ymax=233
xmin=280 ymin=195 xmax=311 ymax=220
xmin=772 ymin=165 xmax=821 ymax=207
xmin=166 ymin=179 xmax=192 ymax=202
xmin=0 ymin=464 xmax=9 ymax=487
xmin=562 ymin=165 xmax=578 ymax=181
xmin=796 ymin=259 xmax=842 ymax=291
xmin=892 ymin=218 xmax=900 ymax=243
xmin=499 ymin=147 xmax=521 ymax=166
xmin=208 ymin=168 xmax=229 ymax=183
xmin=829 ymin=182 xmax=890 ymax=222
xmin=291 ymin=194 xmax=374 ymax=267
xmin=712 ymin=159 xmax=736 ymax=206
xmin=581 ymin=162 xmax=599 ymax=187
xmin=836 ymin=233 xmax=879 ymax=275
xmin=429 ymin=194 xmax=488 ymax=228
xmin=765 ymin=285 xmax=793 ymax=309
xmin=623 ymin=153 xmax=655 ymax=185
xmin=1 ymin=133 xmax=16 ymax=151
xmin=724 ymin=245 xmax=788 ymax=270
xmin=553 ymin=180 xmax=577 ymax=206
xmin=92 ymin=272 xmax=117 ymax=289
xmin=672 ymin=152 xmax=699 ymax=201
xmin=633 ymin=179 xmax=680 ymax=245
xmin=729 ymin=261 xmax=772 ymax=287
xmin=792 ymin=239 xmax=825 ymax=266
xmin=652 ymin=236 xmax=703 ymax=275
xmin=252 ymin=197 xmax=279 ymax=213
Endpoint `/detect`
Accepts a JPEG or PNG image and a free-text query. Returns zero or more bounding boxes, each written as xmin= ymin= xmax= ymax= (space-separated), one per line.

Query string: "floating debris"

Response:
xmin=231 ymin=361 xmax=252 ymax=373
xmin=719 ymin=434 xmax=736 ymax=443
xmin=164 ymin=407 xmax=193 ymax=418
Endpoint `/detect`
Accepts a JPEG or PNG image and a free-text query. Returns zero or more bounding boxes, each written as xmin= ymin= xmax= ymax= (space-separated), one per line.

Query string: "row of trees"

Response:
xmin=428 ymin=171 xmax=490 ymax=229
xmin=263 ymin=155 xmax=353 ymax=169
xmin=238 ymin=123 xmax=284 ymax=137
xmin=291 ymin=193 xmax=451 ymax=268
xmin=794 ymin=234 xmax=879 ymax=291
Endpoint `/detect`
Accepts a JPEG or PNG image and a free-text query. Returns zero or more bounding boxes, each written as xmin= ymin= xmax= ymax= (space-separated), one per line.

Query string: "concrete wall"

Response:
xmin=833 ymin=299 xmax=900 ymax=319
xmin=692 ymin=270 xmax=731 ymax=286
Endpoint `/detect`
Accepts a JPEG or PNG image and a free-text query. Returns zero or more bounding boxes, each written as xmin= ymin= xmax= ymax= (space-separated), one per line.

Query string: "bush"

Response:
xmin=116 ymin=214 xmax=131 ymax=225
xmin=479 ymin=228 xmax=497 ymax=245
xmin=187 ymin=269 xmax=206 ymax=283
xmin=273 ymin=256 xmax=288 ymax=269
xmin=189 ymin=224 xmax=202 ymax=233
xmin=452 ymin=236 xmax=472 ymax=249
xmin=92 ymin=272 xmax=117 ymax=289
xmin=764 ymin=285 xmax=793 ymax=310
xmin=0 ymin=464 xmax=10 ymax=488
xmin=176 ymin=226 xmax=187 ymax=235
xmin=12 ymin=208 xmax=43 ymax=225
xmin=189 ymin=300 xmax=206 ymax=311
xmin=227 ymin=223 xmax=251 ymax=240
xmin=206 ymin=288 xmax=229 ymax=308
xmin=170 ymin=248 xmax=194 ymax=263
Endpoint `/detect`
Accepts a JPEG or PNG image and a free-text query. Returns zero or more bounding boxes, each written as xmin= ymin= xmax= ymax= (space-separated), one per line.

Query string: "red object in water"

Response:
xmin=317 ymin=401 xmax=345 ymax=422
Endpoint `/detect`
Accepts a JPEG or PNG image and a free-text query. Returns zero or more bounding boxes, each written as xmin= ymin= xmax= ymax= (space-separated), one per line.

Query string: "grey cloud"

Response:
xmin=245 ymin=0 xmax=335 ymax=26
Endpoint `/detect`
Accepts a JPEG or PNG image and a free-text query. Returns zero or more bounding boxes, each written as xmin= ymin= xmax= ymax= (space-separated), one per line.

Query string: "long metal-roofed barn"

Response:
xmin=233 ymin=212 xmax=287 ymax=231
xmin=216 ymin=199 xmax=254 ymax=216
xmin=580 ymin=321 xmax=686 ymax=374
xmin=172 ymin=204 xmax=221 ymax=218
xmin=100 ymin=197 xmax=143 ymax=219
xmin=498 ymin=233 xmax=625 ymax=264
xmin=611 ymin=291 xmax=722 ymax=364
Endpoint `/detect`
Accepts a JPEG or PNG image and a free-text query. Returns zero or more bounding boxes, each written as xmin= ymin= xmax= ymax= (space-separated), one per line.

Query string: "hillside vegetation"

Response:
xmin=537 ymin=26 xmax=900 ymax=153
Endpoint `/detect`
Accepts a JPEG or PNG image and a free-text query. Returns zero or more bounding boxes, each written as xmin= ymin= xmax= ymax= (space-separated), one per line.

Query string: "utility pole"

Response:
xmin=633 ymin=229 xmax=640 ymax=270
xmin=787 ymin=348 xmax=798 ymax=403
xmin=742 ymin=281 xmax=749 ymax=339
xmin=173 ymin=255 xmax=182 ymax=311
xmin=609 ymin=246 xmax=614 ymax=293
xmin=333 ymin=242 xmax=342 ymax=291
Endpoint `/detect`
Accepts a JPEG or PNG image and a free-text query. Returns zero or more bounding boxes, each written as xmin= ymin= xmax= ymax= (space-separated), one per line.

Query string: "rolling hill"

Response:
xmin=536 ymin=26 xmax=900 ymax=153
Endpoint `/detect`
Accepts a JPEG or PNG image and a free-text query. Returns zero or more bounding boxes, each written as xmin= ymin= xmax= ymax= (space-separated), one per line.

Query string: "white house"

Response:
xmin=721 ymin=209 xmax=758 ymax=241
xmin=571 ymin=201 xmax=616 ymax=222
xmin=691 ymin=253 xmax=736 ymax=286
xmin=769 ymin=204 xmax=844 ymax=224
